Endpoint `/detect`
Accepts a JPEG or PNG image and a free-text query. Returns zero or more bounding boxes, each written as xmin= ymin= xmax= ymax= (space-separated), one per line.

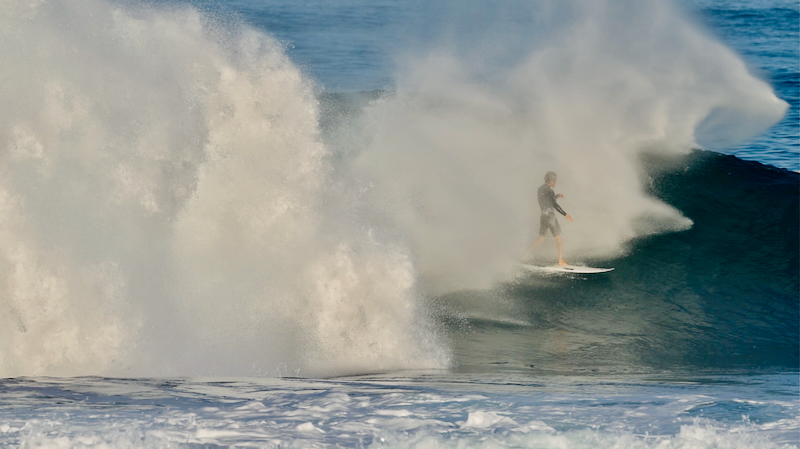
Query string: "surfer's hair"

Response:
xmin=544 ymin=171 xmax=557 ymax=184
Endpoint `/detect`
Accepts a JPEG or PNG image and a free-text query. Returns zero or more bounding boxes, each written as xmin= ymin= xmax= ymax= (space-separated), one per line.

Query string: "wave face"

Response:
xmin=437 ymin=151 xmax=799 ymax=373
xmin=636 ymin=151 xmax=798 ymax=369
xmin=0 ymin=0 xmax=446 ymax=377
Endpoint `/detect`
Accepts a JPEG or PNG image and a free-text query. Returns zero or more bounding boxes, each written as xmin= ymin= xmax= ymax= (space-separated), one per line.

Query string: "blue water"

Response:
xmin=0 ymin=0 xmax=798 ymax=447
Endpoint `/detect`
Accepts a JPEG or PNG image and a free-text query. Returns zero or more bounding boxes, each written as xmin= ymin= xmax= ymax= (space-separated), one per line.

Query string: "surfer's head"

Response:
xmin=545 ymin=171 xmax=557 ymax=185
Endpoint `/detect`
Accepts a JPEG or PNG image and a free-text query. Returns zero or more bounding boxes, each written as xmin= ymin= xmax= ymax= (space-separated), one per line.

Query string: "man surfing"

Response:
xmin=524 ymin=171 xmax=573 ymax=266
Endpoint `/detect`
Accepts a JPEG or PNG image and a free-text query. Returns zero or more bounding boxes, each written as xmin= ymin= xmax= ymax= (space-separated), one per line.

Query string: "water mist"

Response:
xmin=350 ymin=0 xmax=787 ymax=293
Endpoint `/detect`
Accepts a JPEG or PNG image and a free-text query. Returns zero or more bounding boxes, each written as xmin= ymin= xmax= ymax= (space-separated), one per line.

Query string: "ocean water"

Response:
xmin=0 ymin=0 xmax=797 ymax=447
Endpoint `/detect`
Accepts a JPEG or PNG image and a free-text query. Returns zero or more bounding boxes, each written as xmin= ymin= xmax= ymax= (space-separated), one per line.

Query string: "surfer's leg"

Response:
xmin=523 ymin=236 xmax=546 ymax=261
xmin=524 ymin=215 xmax=551 ymax=261
xmin=550 ymin=218 xmax=567 ymax=265
xmin=554 ymin=235 xmax=567 ymax=266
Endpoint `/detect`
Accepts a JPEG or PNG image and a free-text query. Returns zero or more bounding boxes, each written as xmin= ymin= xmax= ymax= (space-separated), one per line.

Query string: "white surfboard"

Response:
xmin=520 ymin=263 xmax=614 ymax=274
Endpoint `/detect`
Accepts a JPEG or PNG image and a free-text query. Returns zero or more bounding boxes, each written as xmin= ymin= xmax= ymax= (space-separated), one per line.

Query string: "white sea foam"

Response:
xmin=0 ymin=0 xmax=446 ymax=377
xmin=4 ymin=376 xmax=797 ymax=449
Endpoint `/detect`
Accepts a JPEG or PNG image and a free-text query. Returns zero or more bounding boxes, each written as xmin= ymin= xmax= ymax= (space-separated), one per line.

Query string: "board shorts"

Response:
xmin=539 ymin=212 xmax=561 ymax=237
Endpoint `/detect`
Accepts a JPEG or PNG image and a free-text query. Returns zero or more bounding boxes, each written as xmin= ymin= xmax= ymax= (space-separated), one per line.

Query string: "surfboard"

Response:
xmin=520 ymin=263 xmax=614 ymax=274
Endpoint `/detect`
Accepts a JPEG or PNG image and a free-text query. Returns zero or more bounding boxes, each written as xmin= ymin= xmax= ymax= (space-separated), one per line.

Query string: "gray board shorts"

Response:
xmin=539 ymin=212 xmax=561 ymax=237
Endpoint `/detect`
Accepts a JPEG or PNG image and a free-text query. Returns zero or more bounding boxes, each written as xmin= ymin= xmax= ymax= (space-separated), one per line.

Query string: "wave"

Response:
xmin=0 ymin=0 xmax=791 ymax=377
xmin=437 ymin=151 xmax=799 ymax=373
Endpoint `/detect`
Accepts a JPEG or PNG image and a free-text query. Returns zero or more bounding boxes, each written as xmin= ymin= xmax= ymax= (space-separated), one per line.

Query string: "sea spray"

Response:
xmin=0 ymin=0 xmax=447 ymax=377
xmin=349 ymin=0 xmax=787 ymax=293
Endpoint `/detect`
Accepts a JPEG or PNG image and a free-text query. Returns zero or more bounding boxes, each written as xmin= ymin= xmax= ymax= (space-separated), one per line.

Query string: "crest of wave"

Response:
xmin=0 ymin=0 xmax=447 ymax=377
xmin=353 ymin=0 xmax=787 ymax=293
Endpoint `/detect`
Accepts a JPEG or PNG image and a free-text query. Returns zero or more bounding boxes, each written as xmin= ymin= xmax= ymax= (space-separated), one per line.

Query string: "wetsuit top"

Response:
xmin=537 ymin=183 xmax=567 ymax=217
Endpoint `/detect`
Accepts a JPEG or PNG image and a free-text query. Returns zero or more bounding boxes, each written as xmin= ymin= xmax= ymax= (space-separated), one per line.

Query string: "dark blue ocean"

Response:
xmin=0 ymin=0 xmax=797 ymax=447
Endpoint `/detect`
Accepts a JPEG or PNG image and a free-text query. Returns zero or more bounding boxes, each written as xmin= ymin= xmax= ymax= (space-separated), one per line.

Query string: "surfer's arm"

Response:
xmin=557 ymin=205 xmax=572 ymax=222
xmin=553 ymin=200 xmax=567 ymax=217
xmin=552 ymin=193 xmax=572 ymax=221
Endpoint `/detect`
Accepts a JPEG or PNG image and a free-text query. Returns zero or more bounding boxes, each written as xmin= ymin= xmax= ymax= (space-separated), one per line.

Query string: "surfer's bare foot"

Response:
xmin=558 ymin=259 xmax=568 ymax=266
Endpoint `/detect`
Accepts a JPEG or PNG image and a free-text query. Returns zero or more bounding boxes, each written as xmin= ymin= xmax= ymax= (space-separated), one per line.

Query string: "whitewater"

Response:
xmin=0 ymin=0 xmax=797 ymax=447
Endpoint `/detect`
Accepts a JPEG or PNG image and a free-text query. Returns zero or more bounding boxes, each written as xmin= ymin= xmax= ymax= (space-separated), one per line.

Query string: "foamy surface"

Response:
xmin=2 ymin=373 xmax=797 ymax=448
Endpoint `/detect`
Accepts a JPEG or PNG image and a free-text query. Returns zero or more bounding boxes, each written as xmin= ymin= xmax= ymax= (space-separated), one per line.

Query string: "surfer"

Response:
xmin=524 ymin=171 xmax=573 ymax=266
